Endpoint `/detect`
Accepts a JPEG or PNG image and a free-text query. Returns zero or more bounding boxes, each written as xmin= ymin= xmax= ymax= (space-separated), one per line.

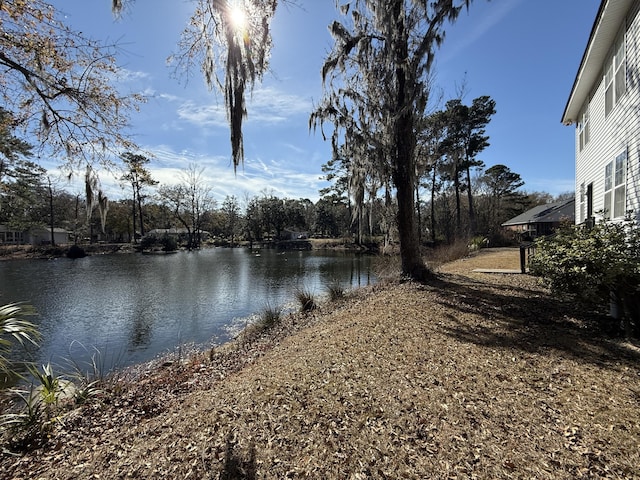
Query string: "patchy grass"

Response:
xmin=2 ymin=249 xmax=639 ymax=479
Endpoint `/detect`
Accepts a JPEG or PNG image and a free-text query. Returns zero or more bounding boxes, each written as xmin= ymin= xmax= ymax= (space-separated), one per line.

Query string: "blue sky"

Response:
xmin=48 ymin=0 xmax=601 ymax=203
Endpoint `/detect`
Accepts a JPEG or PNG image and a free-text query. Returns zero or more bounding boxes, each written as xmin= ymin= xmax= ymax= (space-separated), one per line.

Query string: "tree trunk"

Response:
xmin=454 ymin=158 xmax=461 ymax=236
xmin=48 ymin=178 xmax=55 ymax=246
xmin=391 ymin=1 xmax=428 ymax=280
xmin=465 ymin=162 xmax=475 ymax=234
xmin=136 ymin=184 xmax=145 ymax=237
xmin=416 ymin=183 xmax=422 ymax=244
xmin=395 ymin=162 xmax=426 ymax=279
xmin=368 ymin=200 xmax=373 ymax=238
xmin=430 ymin=164 xmax=437 ymax=244
xmin=74 ymin=195 xmax=79 ymax=244
xmin=131 ymin=184 xmax=137 ymax=244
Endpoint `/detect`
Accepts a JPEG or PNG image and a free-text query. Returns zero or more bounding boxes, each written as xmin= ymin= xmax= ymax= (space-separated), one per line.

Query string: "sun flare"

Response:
xmin=228 ymin=2 xmax=247 ymax=32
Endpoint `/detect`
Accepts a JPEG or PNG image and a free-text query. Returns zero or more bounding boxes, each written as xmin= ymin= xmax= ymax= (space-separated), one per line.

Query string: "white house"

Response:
xmin=0 ymin=225 xmax=69 ymax=246
xmin=562 ymin=0 xmax=640 ymax=224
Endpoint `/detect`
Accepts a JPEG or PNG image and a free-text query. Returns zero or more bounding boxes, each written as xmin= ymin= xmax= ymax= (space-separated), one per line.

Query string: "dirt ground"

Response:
xmin=2 ymin=248 xmax=639 ymax=479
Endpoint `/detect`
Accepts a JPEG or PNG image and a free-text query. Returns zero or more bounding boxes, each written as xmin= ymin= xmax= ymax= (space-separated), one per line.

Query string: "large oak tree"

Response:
xmin=311 ymin=0 xmax=473 ymax=280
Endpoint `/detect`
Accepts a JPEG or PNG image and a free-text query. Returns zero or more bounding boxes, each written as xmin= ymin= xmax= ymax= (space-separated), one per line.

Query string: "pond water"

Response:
xmin=0 ymin=248 xmax=375 ymax=374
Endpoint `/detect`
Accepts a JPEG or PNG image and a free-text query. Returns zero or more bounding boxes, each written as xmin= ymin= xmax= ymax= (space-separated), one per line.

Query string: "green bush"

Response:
xmin=140 ymin=234 xmax=178 ymax=252
xmin=529 ymin=218 xmax=640 ymax=337
xmin=139 ymin=234 xmax=157 ymax=250
xmin=160 ymin=234 xmax=178 ymax=252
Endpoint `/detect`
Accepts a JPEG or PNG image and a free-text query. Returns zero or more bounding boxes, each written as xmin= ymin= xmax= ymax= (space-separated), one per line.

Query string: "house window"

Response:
xmin=577 ymin=104 xmax=590 ymax=151
xmin=603 ymin=150 xmax=626 ymax=219
xmin=605 ymin=30 xmax=626 ymax=117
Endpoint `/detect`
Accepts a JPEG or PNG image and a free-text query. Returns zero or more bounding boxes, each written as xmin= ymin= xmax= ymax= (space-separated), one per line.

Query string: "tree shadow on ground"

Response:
xmin=218 ymin=434 xmax=257 ymax=480
xmin=427 ymin=273 xmax=640 ymax=370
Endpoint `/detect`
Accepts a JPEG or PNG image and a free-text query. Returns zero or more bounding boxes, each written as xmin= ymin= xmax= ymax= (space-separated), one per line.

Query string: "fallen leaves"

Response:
xmin=2 ymin=248 xmax=640 ymax=479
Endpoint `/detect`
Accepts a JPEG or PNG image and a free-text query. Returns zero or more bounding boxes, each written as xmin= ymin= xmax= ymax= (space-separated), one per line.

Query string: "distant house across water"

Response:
xmin=0 ymin=225 xmax=70 ymax=246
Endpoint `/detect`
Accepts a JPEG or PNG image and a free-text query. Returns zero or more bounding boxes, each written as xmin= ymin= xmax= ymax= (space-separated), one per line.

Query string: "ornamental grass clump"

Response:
xmin=258 ymin=304 xmax=282 ymax=331
xmin=1 ymin=363 xmax=72 ymax=450
xmin=294 ymin=287 xmax=317 ymax=313
xmin=326 ymin=281 xmax=345 ymax=302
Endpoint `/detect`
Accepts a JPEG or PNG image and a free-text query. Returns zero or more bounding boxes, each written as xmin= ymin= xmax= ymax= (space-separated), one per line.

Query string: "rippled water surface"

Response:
xmin=0 ymin=248 xmax=374 ymax=372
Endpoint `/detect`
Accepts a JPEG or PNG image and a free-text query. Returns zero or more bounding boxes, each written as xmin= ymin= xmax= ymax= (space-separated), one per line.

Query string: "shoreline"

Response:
xmin=0 ymin=238 xmax=381 ymax=262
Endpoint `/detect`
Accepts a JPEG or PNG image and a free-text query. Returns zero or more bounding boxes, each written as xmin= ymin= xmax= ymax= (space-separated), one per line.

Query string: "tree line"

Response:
xmin=1 ymin=130 xmax=567 ymax=251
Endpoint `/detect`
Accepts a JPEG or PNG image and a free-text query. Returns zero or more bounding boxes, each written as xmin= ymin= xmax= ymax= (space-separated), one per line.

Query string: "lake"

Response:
xmin=0 ymin=248 xmax=375 ymax=375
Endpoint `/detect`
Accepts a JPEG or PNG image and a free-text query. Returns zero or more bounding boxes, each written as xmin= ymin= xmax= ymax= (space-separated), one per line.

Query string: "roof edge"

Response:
xmin=561 ymin=0 xmax=608 ymax=125
xmin=561 ymin=0 xmax=635 ymax=125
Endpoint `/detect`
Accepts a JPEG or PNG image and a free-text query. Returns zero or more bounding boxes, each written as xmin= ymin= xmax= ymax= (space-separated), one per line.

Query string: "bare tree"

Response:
xmin=84 ymin=166 xmax=109 ymax=241
xmin=2 ymin=1 xmax=143 ymax=168
xmin=221 ymin=195 xmax=241 ymax=246
xmin=158 ymin=164 xmax=215 ymax=250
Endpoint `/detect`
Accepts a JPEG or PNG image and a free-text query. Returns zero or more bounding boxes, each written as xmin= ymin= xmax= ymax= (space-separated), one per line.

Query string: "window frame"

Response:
xmin=605 ymin=29 xmax=626 ymax=117
xmin=603 ymin=150 xmax=627 ymax=220
xmin=577 ymin=103 xmax=590 ymax=151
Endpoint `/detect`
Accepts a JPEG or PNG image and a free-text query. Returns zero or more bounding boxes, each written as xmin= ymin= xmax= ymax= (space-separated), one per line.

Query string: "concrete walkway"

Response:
xmin=472 ymin=268 xmax=524 ymax=274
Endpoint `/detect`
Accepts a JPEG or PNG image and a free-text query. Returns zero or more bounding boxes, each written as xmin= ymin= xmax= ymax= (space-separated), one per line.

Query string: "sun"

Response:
xmin=228 ymin=2 xmax=247 ymax=32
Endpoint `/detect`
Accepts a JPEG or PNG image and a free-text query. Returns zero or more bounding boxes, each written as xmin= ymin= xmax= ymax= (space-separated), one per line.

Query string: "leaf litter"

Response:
xmin=1 ymin=248 xmax=639 ymax=479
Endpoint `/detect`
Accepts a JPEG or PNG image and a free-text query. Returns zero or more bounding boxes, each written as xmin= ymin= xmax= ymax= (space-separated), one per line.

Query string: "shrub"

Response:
xmin=140 ymin=234 xmax=178 ymax=252
xmin=66 ymin=245 xmax=86 ymax=259
xmin=529 ymin=218 xmax=640 ymax=337
xmin=468 ymin=236 xmax=489 ymax=252
xmin=159 ymin=234 xmax=178 ymax=252
xmin=139 ymin=234 xmax=157 ymax=250
xmin=1 ymin=363 xmax=68 ymax=447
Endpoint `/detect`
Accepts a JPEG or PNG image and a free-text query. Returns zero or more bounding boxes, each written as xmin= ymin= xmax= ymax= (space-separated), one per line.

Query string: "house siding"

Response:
xmin=627 ymin=1 xmax=640 ymax=218
xmin=575 ymin=0 xmax=640 ymax=223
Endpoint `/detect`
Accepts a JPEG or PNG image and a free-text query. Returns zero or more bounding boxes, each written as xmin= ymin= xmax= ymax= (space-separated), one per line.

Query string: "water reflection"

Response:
xmin=0 ymin=248 xmax=374 ymax=373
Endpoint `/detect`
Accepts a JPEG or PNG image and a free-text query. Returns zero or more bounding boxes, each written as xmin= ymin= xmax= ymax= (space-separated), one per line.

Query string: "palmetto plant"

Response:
xmin=0 ymin=303 xmax=40 ymax=383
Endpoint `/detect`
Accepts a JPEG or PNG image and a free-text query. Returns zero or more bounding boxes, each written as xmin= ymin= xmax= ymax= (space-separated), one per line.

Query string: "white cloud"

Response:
xmin=117 ymin=145 xmax=328 ymax=204
xmin=174 ymin=85 xmax=312 ymax=130
xmin=115 ymin=68 xmax=150 ymax=83
xmin=176 ymin=102 xmax=228 ymax=128
xmin=246 ymin=86 xmax=312 ymax=124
